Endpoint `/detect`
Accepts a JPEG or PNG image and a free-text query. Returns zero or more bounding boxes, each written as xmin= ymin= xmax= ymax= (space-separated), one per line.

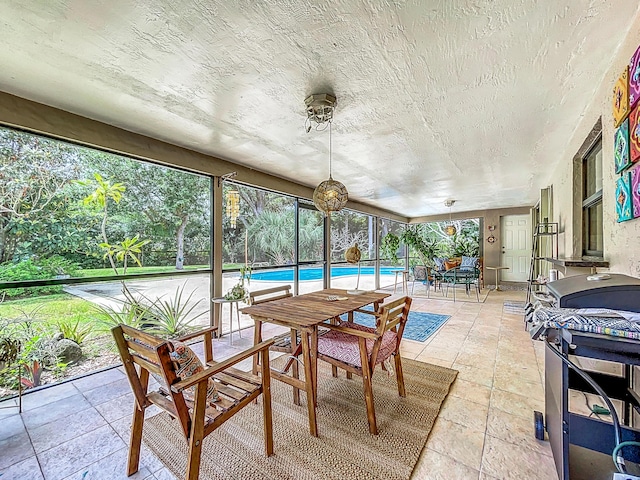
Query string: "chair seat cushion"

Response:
xmin=317 ymin=322 xmax=397 ymax=368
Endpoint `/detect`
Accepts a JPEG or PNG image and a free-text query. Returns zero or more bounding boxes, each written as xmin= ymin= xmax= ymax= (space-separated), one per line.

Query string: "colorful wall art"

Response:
xmin=630 ymin=105 xmax=640 ymax=164
xmin=630 ymin=45 xmax=640 ymax=109
xmin=616 ymin=174 xmax=633 ymax=222
xmin=615 ymin=117 xmax=631 ymax=173
xmin=631 ymin=164 xmax=640 ymax=218
xmin=613 ymin=66 xmax=630 ymax=127
xmin=628 ymin=105 xmax=640 ymax=163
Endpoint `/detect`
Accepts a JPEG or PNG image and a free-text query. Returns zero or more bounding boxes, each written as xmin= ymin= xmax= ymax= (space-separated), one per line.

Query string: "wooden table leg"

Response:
xmin=310 ymin=328 xmax=318 ymax=408
xmin=291 ymin=328 xmax=300 ymax=406
xmin=300 ymin=330 xmax=318 ymax=437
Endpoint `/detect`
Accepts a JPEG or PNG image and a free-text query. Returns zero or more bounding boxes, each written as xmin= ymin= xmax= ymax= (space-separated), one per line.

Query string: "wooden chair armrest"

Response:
xmin=175 ymin=326 xmax=219 ymax=343
xmin=171 ymin=339 xmax=274 ymax=393
xmin=322 ymin=323 xmax=378 ymax=340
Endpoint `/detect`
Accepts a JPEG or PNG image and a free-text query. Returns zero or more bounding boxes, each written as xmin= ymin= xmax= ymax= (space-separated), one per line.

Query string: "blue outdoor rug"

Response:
xmin=340 ymin=310 xmax=451 ymax=343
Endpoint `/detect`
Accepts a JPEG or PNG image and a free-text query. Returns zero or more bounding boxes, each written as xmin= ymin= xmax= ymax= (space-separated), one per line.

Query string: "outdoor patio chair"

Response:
xmin=410 ymin=265 xmax=428 ymax=295
xmin=442 ymin=266 xmax=481 ymax=301
xmin=316 ymin=296 xmax=412 ymax=435
xmin=112 ymin=324 xmax=274 ymax=480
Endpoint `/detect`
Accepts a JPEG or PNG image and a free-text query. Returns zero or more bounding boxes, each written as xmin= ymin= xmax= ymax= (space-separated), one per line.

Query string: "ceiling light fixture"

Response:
xmin=308 ymin=94 xmax=348 ymax=215
xmin=444 ymin=199 xmax=457 ymax=236
xmin=304 ymin=93 xmax=336 ymax=132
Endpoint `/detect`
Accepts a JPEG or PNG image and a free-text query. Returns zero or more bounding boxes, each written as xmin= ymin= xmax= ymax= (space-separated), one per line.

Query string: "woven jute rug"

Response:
xmin=143 ymin=358 xmax=457 ymax=480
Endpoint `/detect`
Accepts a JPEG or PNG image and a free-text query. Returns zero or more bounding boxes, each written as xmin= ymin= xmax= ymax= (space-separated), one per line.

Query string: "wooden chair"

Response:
xmin=248 ymin=285 xmax=305 ymax=403
xmin=248 ymin=285 xmax=299 ymax=353
xmin=112 ymin=324 xmax=274 ymax=480
xmin=316 ymin=296 xmax=412 ymax=435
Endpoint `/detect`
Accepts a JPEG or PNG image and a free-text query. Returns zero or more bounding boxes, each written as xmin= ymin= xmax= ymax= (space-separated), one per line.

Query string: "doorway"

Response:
xmin=500 ymin=214 xmax=531 ymax=282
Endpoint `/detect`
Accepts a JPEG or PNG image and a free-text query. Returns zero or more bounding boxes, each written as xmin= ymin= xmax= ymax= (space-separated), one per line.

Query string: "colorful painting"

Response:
xmin=631 ymin=164 xmax=640 ymax=218
xmin=616 ymin=173 xmax=633 ymax=222
xmin=615 ymin=117 xmax=630 ymax=173
xmin=613 ymin=66 xmax=630 ymax=127
xmin=630 ymin=105 xmax=640 ymax=164
xmin=630 ymin=45 xmax=640 ymax=108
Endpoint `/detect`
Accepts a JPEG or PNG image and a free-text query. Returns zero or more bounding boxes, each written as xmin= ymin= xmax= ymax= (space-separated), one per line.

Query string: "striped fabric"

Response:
xmin=533 ymin=307 xmax=640 ymax=340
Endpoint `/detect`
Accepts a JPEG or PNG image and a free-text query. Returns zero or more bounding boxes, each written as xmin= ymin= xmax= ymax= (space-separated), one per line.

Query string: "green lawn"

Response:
xmin=78 ymin=264 xmax=208 ymax=277
xmin=0 ymin=293 xmax=97 ymax=326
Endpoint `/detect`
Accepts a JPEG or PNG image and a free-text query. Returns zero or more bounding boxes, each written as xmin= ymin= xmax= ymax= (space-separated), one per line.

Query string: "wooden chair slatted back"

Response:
xmin=375 ymin=296 xmax=411 ymax=336
xmin=113 ymin=324 xmax=192 ymax=436
xmin=248 ymin=285 xmax=293 ymax=305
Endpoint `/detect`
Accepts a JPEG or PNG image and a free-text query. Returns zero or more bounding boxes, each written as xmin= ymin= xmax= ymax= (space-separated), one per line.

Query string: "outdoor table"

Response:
xmin=211 ymin=297 xmax=243 ymax=344
xmin=486 ymin=265 xmax=509 ymax=291
xmin=240 ymin=288 xmax=390 ymax=437
xmin=393 ymin=269 xmax=409 ymax=293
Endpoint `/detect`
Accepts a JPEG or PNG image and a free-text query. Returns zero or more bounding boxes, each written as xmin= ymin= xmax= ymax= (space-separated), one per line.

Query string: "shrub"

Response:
xmin=0 ymin=255 xmax=80 ymax=298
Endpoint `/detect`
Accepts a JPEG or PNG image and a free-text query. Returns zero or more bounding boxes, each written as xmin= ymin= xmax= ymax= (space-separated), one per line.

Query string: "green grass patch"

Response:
xmin=77 ymin=265 xmax=208 ymax=278
xmin=0 ymin=293 xmax=98 ymax=326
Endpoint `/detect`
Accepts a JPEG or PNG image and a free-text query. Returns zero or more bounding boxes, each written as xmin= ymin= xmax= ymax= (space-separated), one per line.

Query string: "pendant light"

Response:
xmin=313 ymin=121 xmax=348 ymax=214
xmin=444 ymin=200 xmax=457 ymax=236
xmin=306 ymin=93 xmax=348 ymax=215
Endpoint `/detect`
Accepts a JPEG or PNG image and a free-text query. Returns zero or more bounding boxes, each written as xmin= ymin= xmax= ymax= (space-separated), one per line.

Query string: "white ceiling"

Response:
xmin=0 ymin=1 xmax=638 ymax=217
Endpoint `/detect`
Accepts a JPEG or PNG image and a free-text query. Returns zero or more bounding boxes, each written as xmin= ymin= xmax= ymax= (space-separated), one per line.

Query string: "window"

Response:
xmin=582 ymin=137 xmax=603 ymax=256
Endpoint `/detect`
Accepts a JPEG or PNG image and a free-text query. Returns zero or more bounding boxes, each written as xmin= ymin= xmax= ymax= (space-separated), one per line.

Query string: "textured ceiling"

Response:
xmin=0 ymin=1 xmax=638 ymax=217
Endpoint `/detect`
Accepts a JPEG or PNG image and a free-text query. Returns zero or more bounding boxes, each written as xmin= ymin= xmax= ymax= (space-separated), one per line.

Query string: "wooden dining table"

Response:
xmin=240 ymin=288 xmax=390 ymax=436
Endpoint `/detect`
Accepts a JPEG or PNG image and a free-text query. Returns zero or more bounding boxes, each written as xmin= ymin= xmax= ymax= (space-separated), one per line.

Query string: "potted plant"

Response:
xmin=224 ymin=264 xmax=252 ymax=301
xmin=381 ymin=227 xmax=438 ymax=268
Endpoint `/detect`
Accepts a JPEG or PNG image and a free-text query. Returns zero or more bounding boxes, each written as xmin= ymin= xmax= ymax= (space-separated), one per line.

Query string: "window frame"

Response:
xmin=581 ymin=135 xmax=603 ymax=257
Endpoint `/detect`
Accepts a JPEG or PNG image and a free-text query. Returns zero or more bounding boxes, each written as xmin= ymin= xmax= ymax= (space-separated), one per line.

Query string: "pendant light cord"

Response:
xmin=329 ymin=121 xmax=333 ymax=179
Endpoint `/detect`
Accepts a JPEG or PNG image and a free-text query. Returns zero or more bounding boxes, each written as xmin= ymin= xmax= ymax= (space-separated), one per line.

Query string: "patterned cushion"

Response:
xmin=444 ymin=260 xmax=458 ymax=271
xmin=533 ymin=307 xmax=640 ymax=340
xmin=154 ymin=341 xmax=219 ymax=403
xmin=460 ymin=256 xmax=478 ymax=272
xmin=317 ymin=322 xmax=398 ymax=368
xmin=433 ymin=257 xmax=446 ymax=272
xmin=413 ymin=265 xmax=427 ymax=281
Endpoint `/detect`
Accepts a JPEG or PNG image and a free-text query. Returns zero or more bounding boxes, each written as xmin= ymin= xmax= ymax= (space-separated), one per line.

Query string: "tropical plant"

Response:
xmin=380 ymin=232 xmax=401 ymax=262
xmin=380 ymin=226 xmax=439 ymax=267
xmin=224 ymin=264 xmax=252 ymax=301
xmin=94 ymin=301 xmax=145 ymax=334
xmin=99 ymin=234 xmax=151 ymax=274
xmin=0 ymin=335 xmax=20 ymax=370
xmin=78 ymin=173 xmax=126 ymax=273
xmin=56 ymin=319 xmax=93 ymax=345
xmin=20 ymin=360 xmax=43 ymax=389
xmin=95 ymin=284 xmax=205 ymax=338
xmin=144 ymin=285 xmax=206 ymax=337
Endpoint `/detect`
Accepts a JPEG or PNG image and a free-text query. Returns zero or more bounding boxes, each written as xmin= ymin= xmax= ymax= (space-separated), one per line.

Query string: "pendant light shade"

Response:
xmin=311 ymin=112 xmax=348 ymax=214
xmin=445 ymin=200 xmax=457 ymax=236
xmin=313 ymin=177 xmax=348 ymax=214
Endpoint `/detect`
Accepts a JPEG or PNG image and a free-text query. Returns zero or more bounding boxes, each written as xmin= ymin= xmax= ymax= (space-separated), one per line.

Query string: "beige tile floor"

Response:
xmin=0 ymin=286 xmax=558 ymax=480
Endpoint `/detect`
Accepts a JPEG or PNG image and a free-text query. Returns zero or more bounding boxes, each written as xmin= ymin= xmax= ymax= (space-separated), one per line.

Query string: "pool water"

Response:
xmin=250 ymin=266 xmax=402 ymax=281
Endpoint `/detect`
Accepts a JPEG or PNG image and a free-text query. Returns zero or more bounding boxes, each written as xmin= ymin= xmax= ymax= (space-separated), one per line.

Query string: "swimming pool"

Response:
xmin=249 ymin=266 xmax=402 ymax=281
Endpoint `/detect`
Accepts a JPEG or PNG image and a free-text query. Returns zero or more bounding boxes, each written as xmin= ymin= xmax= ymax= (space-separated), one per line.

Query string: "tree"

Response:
xmin=0 ymin=129 xmax=82 ymax=263
xmin=108 ymin=162 xmax=210 ymax=270
xmin=78 ymin=173 xmax=149 ymax=275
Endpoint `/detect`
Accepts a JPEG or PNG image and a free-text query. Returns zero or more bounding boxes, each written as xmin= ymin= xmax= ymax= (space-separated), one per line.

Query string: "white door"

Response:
xmin=500 ymin=214 xmax=531 ymax=282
